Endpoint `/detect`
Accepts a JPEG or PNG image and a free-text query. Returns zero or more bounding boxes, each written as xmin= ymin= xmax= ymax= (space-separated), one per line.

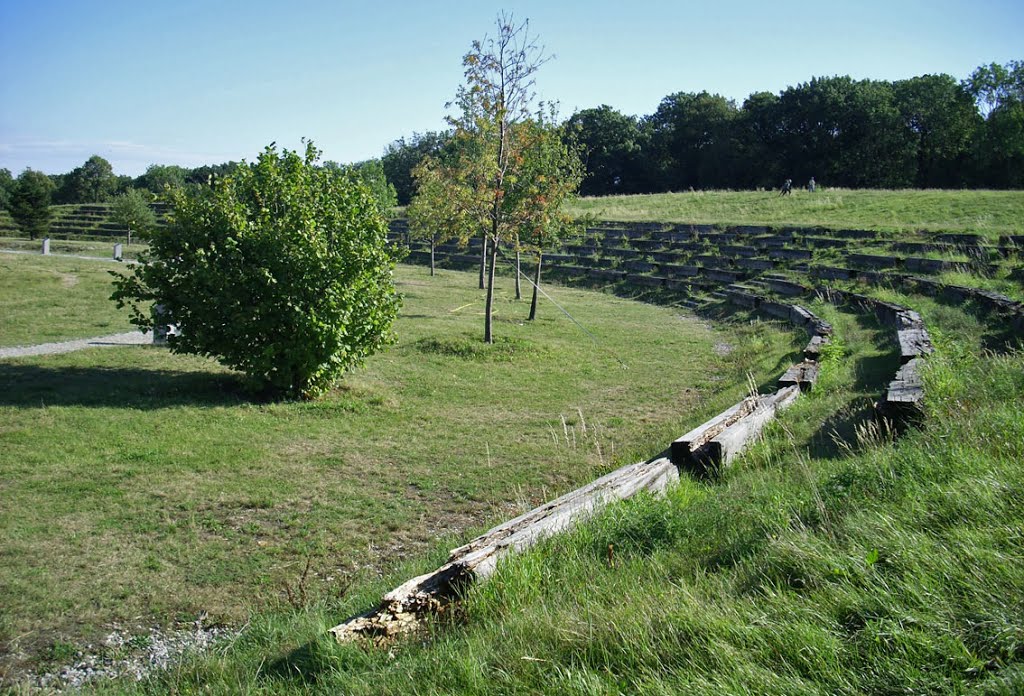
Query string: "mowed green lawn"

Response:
xmin=566 ymin=188 xmax=1024 ymax=237
xmin=0 ymin=260 xmax=797 ymax=665
xmin=0 ymin=254 xmax=142 ymax=347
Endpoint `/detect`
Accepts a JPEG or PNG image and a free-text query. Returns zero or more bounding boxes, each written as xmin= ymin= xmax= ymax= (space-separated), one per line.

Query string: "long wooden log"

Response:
xmin=330 ymin=455 xmax=679 ymax=644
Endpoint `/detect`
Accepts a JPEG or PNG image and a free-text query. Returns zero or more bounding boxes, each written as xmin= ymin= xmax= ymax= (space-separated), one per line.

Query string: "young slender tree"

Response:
xmin=407 ymin=150 xmax=467 ymax=276
xmin=410 ymin=14 xmax=580 ymax=342
xmin=516 ymin=112 xmax=584 ymax=320
xmin=110 ymin=188 xmax=157 ymax=245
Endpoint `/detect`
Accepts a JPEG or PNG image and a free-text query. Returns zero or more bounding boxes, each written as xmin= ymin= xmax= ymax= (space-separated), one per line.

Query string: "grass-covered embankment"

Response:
xmin=566 ymin=188 xmax=1024 ymax=238
xmin=0 ymin=261 xmax=798 ymax=684
xmin=108 ymin=288 xmax=1024 ymax=694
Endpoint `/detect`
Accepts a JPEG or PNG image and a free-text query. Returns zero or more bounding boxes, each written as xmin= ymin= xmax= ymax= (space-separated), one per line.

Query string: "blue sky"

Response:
xmin=1 ymin=0 xmax=1021 ymax=176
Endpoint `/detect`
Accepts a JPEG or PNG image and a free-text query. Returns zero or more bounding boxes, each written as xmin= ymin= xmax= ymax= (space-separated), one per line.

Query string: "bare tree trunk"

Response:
xmin=484 ymin=238 xmax=499 ymax=343
xmin=514 ymin=249 xmax=522 ymax=300
xmin=528 ymin=252 xmax=542 ymax=321
xmin=429 ymin=235 xmax=436 ymax=276
xmin=479 ymin=233 xmax=488 ymax=290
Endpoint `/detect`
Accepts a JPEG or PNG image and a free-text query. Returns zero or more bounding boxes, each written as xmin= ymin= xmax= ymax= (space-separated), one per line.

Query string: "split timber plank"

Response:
xmin=879 ymin=358 xmax=925 ymax=423
xmin=804 ymin=334 xmax=831 ymax=360
xmin=896 ymin=327 xmax=934 ymax=363
xmin=670 ymin=386 xmax=800 ymax=474
xmin=778 ymin=360 xmax=821 ymax=392
xmin=330 ymin=455 xmax=679 ymax=644
xmin=699 ymin=386 xmax=800 ymax=470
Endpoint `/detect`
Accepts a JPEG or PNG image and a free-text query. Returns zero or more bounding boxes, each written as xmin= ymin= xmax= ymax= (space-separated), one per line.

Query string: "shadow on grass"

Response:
xmin=0 ymin=363 xmax=252 ymax=409
xmin=266 ymin=641 xmax=331 ymax=686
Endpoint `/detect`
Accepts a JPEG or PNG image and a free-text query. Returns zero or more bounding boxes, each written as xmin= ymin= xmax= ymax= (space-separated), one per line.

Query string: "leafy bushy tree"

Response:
xmin=135 ymin=164 xmax=188 ymax=194
xmin=111 ymin=141 xmax=402 ymax=399
xmin=57 ymin=155 xmax=118 ymax=203
xmin=647 ymin=91 xmax=740 ymax=191
xmin=566 ymin=105 xmax=643 ymax=196
xmin=341 ymin=159 xmax=398 ymax=217
xmin=110 ymin=188 xmax=157 ymax=244
xmin=381 ymin=131 xmax=451 ymax=205
xmin=9 ymin=169 xmax=54 ymax=239
xmin=965 ymin=60 xmax=1024 ymax=118
xmin=894 ymin=74 xmax=980 ymax=187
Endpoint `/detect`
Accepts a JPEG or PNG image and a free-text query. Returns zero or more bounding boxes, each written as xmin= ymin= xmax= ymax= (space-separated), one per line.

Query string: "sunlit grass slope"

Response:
xmin=0 ymin=263 xmax=797 ymax=681
xmin=566 ymin=188 xmax=1024 ymax=237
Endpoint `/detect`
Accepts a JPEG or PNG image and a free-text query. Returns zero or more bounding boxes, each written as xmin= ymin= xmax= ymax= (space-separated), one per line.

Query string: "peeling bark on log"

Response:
xmin=330 ymin=456 xmax=679 ymax=644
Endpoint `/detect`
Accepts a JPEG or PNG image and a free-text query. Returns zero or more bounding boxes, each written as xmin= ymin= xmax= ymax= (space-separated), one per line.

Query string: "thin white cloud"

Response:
xmin=0 ymin=137 xmax=237 ymax=175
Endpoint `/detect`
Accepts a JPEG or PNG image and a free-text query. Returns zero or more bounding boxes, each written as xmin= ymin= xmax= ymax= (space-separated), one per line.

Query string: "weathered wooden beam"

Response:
xmin=330 ymin=455 xmax=679 ymax=644
xmin=878 ymin=358 xmax=925 ymax=424
xmin=778 ymin=360 xmax=820 ymax=392
xmin=670 ymin=386 xmax=800 ymax=474
xmin=803 ymin=334 xmax=830 ymax=360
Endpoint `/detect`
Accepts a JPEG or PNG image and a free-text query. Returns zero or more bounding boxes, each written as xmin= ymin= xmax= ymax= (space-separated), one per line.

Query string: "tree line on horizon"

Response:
xmin=0 ymin=59 xmax=1020 ymax=223
xmin=383 ymin=60 xmax=1024 ymax=202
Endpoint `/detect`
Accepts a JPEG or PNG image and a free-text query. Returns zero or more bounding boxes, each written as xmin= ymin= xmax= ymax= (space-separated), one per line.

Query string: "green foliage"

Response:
xmin=110 ymin=141 xmax=401 ymax=398
xmin=894 ymin=74 xmax=981 ymax=187
xmin=134 ymin=164 xmax=188 ymax=194
xmin=647 ymin=90 xmax=741 ymax=190
xmin=110 ymin=189 xmax=158 ymax=239
xmin=9 ymin=169 xmax=54 ymax=239
xmin=566 ymin=105 xmax=644 ymax=195
xmin=338 ymin=159 xmax=398 ymax=217
xmin=0 ymin=167 xmax=13 ymax=210
xmin=55 ymin=154 xmax=118 ymax=204
xmin=964 ymin=59 xmax=1024 ymax=117
xmin=381 ymin=131 xmax=451 ymax=205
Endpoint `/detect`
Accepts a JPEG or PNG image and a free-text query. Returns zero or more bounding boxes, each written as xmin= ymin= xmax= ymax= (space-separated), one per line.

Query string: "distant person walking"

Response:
xmin=779 ymin=178 xmax=793 ymax=196
xmin=807 ymin=176 xmax=816 ymax=192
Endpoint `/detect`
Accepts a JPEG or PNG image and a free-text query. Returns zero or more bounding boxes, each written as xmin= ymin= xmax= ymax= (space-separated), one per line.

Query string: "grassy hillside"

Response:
xmin=0 ymin=259 xmax=797 ymax=686
xmin=566 ymin=189 xmax=1024 ymax=237
xmin=99 ymin=271 xmax=1023 ymax=695
xmin=2 ymin=192 xmax=1022 ymax=693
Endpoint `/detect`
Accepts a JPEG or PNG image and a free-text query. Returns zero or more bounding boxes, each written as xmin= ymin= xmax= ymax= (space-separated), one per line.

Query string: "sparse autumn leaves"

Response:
xmin=408 ymin=14 xmax=582 ymax=342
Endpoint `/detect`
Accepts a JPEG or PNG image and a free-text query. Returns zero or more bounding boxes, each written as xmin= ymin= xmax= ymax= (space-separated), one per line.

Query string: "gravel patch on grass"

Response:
xmin=22 ymin=619 xmax=237 ymax=692
xmin=0 ymin=332 xmax=149 ymax=359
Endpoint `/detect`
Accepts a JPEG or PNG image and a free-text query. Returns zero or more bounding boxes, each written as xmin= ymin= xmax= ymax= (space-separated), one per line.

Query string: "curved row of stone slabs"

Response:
xmin=329 ymin=295 xmax=833 ymax=644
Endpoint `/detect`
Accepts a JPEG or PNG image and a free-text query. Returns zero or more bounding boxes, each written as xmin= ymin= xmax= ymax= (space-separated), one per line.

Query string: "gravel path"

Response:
xmin=0 ymin=249 xmax=140 ymax=264
xmin=0 ymin=331 xmax=150 ymax=359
